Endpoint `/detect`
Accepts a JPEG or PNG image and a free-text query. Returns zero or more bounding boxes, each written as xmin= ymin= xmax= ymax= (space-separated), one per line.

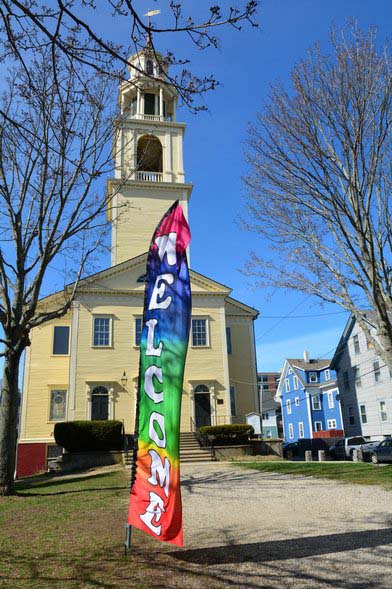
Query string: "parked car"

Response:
xmin=368 ymin=438 xmax=392 ymax=464
xmin=282 ymin=441 xmax=299 ymax=458
xmin=329 ymin=436 xmax=367 ymax=460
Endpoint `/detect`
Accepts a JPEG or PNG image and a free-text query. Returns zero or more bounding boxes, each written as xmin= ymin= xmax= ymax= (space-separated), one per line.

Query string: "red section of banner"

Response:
xmin=128 ymin=448 xmax=183 ymax=546
xmin=152 ymin=203 xmax=191 ymax=255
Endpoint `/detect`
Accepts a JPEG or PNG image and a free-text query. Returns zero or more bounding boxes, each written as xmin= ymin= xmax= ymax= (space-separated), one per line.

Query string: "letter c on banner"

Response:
xmin=149 ymin=412 xmax=166 ymax=448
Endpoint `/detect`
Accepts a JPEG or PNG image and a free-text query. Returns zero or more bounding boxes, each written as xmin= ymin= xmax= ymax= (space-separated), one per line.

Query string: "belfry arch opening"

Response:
xmin=137 ymin=135 xmax=163 ymax=173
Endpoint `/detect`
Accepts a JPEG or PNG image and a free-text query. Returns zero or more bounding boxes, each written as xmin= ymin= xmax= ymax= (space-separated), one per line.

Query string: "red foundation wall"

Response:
xmin=313 ymin=430 xmax=344 ymax=439
xmin=17 ymin=443 xmax=47 ymax=477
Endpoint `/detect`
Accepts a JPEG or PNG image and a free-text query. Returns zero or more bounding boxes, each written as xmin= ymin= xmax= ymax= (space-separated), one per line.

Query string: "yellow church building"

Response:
xmin=17 ymin=42 xmax=259 ymax=476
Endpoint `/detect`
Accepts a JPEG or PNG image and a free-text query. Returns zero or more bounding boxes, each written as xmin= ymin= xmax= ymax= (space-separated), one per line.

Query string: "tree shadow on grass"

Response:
xmin=16 ymin=471 xmax=126 ymax=496
xmin=170 ymin=527 xmax=392 ymax=565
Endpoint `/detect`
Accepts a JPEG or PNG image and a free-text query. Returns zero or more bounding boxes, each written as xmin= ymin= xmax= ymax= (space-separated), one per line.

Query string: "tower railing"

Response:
xmin=136 ymin=171 xmax=163 ymax=182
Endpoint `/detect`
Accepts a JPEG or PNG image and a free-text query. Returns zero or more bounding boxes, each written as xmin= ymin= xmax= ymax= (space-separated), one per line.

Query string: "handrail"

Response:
xmin=190 ymin=417 xmax=215 ymax=461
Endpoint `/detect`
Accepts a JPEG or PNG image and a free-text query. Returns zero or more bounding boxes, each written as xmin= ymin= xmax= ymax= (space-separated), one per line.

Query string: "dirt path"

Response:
xmin=164 ymin=462 xmax=392 ymax=588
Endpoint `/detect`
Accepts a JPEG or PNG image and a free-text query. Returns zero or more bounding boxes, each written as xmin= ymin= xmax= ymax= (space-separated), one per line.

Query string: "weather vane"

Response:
xmin=143 ymin=9 xmax=161 ymax=29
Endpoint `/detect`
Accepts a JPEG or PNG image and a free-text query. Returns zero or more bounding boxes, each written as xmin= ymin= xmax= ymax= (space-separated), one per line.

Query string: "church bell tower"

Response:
xmin=107 ymin=40 xmax=193 ymax=266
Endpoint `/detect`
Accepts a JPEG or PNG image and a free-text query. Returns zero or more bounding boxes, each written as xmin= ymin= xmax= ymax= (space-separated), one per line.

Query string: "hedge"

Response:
xmin=199 ymin=424 xmax=254 ymax=445
xmin=54 ymin=420 xmax=124 ymax=452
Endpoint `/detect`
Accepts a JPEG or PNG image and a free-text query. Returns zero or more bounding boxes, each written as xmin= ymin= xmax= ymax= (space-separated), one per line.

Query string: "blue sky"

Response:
xmin=145 ymin=0 xmax=391 ymax=371
xmin=5 ymin=0 xmax=392 ymax=378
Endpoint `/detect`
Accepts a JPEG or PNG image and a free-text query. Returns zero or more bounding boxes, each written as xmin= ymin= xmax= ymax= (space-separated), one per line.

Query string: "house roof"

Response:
xmin=287 ymin=359 xmax=331 ymax=371
xmin=330 ymin=312 xmax=377 ymax=370
xmin=261 ymin=389 xmax=280 ymax=412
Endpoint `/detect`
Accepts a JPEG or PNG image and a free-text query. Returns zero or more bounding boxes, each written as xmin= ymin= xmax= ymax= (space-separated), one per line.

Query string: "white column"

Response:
xmin=132 ymin=129 xmax=137 ymax=179
xmin=86 ymin=386 xmax=92 ymax=420
xmin=189 ymin=385 xmax=195 ymax=431
xmin=68 ymin=302 xmax=80 ymax=421
xmin=164 ymin=132 xmax=172 ymax=182
xmin=159 ymin=87 xmax=164 ymax=119
xmin=108 ymin=387 xmax=114 ymax=420
xmin=137 ymin=88 xmax=141 ymax=116
xmin=177 ymin=132 xmax=184 ymax=182
xmin=173 ymin=98 xmax=177 ymax=122
xmin=210 ymin=386 xmax=217 ymax=426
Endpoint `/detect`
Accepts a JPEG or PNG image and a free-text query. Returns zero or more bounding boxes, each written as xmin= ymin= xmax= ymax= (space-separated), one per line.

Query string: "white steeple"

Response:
xmin=107 ymin=39 xmax=193 ymax=265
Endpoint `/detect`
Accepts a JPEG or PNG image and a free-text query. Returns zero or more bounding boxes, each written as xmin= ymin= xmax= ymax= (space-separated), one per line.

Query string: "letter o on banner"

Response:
xmin=149 ymin=412 xmax=166 ymax=448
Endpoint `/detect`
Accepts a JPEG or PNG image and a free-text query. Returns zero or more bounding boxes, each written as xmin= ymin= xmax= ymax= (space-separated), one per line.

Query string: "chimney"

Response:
xmin=303 ymin=350 xmax=310 ymax=363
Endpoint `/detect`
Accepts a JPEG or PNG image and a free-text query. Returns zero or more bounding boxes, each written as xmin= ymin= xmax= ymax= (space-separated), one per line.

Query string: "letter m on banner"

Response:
xmin=128 ymin=201 xmax=191 ymax=547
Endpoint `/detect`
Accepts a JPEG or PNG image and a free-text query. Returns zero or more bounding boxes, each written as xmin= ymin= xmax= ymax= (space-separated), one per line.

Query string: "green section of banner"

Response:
xmin=137 ymin=339 xmax=187 ymax=462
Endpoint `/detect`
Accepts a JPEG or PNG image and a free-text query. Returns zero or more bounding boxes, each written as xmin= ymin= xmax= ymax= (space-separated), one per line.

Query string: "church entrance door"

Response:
xmin=194 ymin=385 xmax=211 ymax=428
xmin=91 ymin=386 xmax=109 ymax=420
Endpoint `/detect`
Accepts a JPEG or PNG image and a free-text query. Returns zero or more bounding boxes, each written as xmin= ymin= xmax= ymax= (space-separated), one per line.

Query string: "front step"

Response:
xmin=123 ymin=432 xmax=215 ymax=464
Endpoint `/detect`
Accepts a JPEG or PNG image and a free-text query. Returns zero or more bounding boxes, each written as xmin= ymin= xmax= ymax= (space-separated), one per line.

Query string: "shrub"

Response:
xmin=199 ymin=424 xmax=254 ymax=445
xmin=54 ymin=420 xmax=124 ymax=452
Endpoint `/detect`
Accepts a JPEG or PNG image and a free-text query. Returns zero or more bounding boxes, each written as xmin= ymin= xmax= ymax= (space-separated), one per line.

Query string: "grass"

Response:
xmin=0 ymin=466 xmax=224 ymax=589
xmin=236 ymin=460 xmax=392 ymax=491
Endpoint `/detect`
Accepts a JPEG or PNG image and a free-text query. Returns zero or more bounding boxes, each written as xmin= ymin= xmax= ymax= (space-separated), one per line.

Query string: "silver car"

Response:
xmin=369 ymin=438 xmax=392 ymax=464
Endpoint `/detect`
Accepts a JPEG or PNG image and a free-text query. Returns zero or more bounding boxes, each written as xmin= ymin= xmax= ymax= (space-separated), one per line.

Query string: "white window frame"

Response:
xmin=380 ymin=401 xmax=388 ymax=422
xmin=191 ymin=317 xmax=209 ymax=348
xmin=288 ymin=423 xmax=294 ymax=439
xmin=48 ymin=388 xmax=67 ymax=422
xmin=312 ymin=394 xmax=321 ymax=410
xmin=286 ymin=399 xmax=292 ymax=415
xmin=92 ymin=315 xmax=113 ymax=348
xmin=327 ymin=391 xmax=334 ymax=409
xmin=52 ymin=325 xmax=70 ymax=356
xmin=327 ymin=419 xmax=337 ymax=429
xmin=134 ymin=316 xmax=143 ymax=347
xmin=314 ymin=421 xmax=322 ymax=432
xmin=293 ymin=375 xmax=299 ymax=390
xmin=324 ymin=369 xmax=330 ymax=381
xmin=288 ymin=366 xmax=293 ymax=374
xmin=295 ymin=397 xmax=300 ymax=407
xmin=309 ymin=372 xmax=318 ymax=383
xmin=298 ymin=422 xmax=304 ymax=438
xmin=353 ymin=334 xmax=360 ymax=355
xmin=360 ymin=404 xmax=367 ymax=424
xmin=373 ymin=361 xmax=381 ymax=383
xmin=285 ymin=378 xmax=290 ymax=392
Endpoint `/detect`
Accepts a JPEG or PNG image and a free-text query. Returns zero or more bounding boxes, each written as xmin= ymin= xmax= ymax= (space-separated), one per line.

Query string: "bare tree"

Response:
xmin=243 ymin=24 xmax=392 ymax=368
xmin=0 ymin=1 xmax=258 ymax=112
xmin=0 ymin=40 xmax=119 ymax=494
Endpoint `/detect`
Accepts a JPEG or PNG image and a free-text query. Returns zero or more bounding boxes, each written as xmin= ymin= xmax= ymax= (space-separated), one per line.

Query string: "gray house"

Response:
xmin=331 ymin=315 xmax=392 ymax=441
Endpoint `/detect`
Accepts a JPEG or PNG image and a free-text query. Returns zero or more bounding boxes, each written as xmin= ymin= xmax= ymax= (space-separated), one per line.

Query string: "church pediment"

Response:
xmin=71 ymin=255 xmax=233 ymax=297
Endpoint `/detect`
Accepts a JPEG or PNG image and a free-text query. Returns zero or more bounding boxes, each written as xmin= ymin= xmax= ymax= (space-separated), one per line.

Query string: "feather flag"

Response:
xmin=128 ymin=201 xmax=191 ymax=547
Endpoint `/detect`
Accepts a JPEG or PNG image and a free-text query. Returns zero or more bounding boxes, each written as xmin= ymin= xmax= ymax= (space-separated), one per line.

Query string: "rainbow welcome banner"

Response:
xmin=128 ymin=201 xmax=191 ymax=547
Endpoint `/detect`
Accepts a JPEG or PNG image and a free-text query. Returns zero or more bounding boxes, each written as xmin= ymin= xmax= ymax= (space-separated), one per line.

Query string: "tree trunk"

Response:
xmin=0 ymin=351 xmax=22 ymax=495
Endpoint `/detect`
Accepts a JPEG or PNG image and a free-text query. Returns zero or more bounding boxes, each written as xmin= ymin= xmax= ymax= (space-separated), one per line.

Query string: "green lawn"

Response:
xmin=236 ymin=460 xmax=392 ymax=490
xmin=0 ymin=466 xmax=223 ymax=589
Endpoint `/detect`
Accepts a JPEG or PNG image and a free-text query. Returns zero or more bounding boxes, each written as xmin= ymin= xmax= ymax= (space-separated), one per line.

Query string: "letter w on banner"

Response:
xmin=128 ymin=200 xmax=191 ymax=547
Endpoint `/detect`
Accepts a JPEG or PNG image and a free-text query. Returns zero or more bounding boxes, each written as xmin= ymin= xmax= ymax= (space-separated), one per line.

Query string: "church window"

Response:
xmin=192 ymin=318 xmax=208 ymax=347
xmin=230 ymin=385 xmax=236 ymax=416
xmin=145 ymin=59 xmax=154 ymax=76
xmin=53 ymin=326 xmax=70 ymax=355
xmin=137 ymin=135 xmax=163 ymax=173
xmin=135 ymin=317 xmax=143 ymax=346
xmin=144 ymin=93 xmax=156 ymax=115
xmin=93 ymin=316 xmax=112 ymax=347
xmin=49 ymin=389 xmax=67 ymax=421
xmin=226 ymin=327 xmax=232 ymax=354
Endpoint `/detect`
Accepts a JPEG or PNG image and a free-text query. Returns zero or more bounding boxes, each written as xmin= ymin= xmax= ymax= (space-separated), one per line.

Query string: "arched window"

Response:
xmin=137 ymin=135 xmax=162 ymax=173
xmin=91 ymin=386 xmax=109 ymax=420
xmin=145 ymin=59 xmax=154 ymax=76
xmin=194 ymin=384 xmax=209 ymax=393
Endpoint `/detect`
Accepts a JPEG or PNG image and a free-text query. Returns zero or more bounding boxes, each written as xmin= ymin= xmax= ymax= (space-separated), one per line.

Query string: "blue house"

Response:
xmin=276 ymin=351 xmax=343 ymax=442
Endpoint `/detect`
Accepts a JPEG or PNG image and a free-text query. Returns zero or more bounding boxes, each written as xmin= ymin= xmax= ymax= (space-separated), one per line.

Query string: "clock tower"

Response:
xmin=107 ymin=40 xmax=193 ymax=266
